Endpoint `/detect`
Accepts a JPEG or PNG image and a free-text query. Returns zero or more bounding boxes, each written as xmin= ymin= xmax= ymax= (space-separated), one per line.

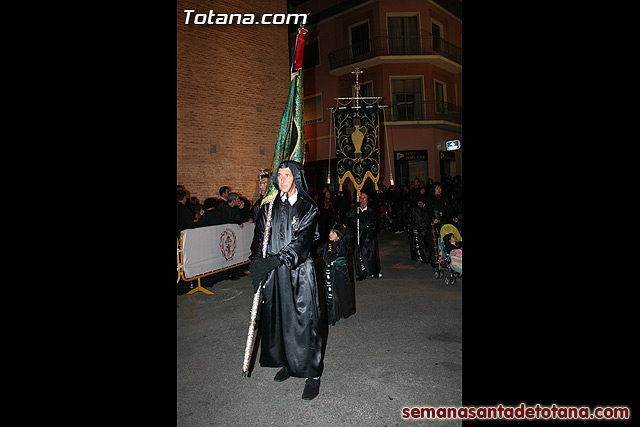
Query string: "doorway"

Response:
xmin=394 ymin=150 xmax=429 ymax=186
xmin=439 ymin=150 xmax=456 ymax=178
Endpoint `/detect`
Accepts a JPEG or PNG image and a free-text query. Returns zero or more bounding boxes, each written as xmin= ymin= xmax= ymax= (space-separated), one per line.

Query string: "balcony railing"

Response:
xmin=388 ymin=101 xmax=462 ymax=123
xmin=328 ymin=34 xmax=462 ymax=70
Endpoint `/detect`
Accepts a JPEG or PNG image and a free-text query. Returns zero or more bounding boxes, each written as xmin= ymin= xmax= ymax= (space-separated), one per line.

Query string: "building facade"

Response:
xmin=289 ymin=0 xmax=462 ymax=192
xmin=177 ymin=0 xmax=291 ymax=202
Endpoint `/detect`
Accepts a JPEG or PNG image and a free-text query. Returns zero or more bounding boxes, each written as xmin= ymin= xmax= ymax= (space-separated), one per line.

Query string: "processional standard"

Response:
xmin=242 ymin=23 xmax=308 ymax=378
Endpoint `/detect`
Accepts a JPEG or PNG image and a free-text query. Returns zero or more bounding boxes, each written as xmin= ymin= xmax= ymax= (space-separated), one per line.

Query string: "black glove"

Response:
xmin=249 ymin=256 xmax=280 ymax=292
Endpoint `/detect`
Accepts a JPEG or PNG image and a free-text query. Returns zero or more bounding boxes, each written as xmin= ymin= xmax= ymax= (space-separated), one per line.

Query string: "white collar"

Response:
xmin=280 ymin=190 xmax=298 ymax=206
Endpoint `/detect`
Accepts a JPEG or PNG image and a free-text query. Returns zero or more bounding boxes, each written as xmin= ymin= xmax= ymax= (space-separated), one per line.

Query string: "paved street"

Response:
xmin=177 ymin=229 xmax=462 ymax=426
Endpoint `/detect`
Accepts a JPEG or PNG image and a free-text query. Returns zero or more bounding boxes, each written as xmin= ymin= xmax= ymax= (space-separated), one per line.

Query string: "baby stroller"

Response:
xmin=433 ymin=223 xmax=462 ymax=285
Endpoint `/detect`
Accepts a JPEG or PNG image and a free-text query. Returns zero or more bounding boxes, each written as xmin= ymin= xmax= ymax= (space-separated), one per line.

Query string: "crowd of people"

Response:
xmin=178 ymin=173 xmax=463 ymax=270
xmin=177 ymin=184 xmax=257 ymax=238
xmin=303 ymin=174 xmax=463 ymax=271
xmin=178 ymin=173 xmax=462 ymax=289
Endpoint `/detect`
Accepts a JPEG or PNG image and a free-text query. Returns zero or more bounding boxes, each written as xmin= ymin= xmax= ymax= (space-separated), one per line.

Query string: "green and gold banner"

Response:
xmin=334 ymin=106 xmax=379 ymax=193
xmin=261 ymin=28 xmax=307 ymax=207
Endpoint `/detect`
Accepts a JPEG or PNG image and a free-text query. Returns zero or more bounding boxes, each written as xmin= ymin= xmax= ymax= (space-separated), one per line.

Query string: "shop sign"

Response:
xmin=395 ymin=150 xmax=428 ymax=162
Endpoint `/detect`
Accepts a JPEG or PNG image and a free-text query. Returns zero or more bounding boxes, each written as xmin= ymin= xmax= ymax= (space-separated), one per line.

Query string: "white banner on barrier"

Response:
xmin=181 ymin=223 xmax=255 ymax=280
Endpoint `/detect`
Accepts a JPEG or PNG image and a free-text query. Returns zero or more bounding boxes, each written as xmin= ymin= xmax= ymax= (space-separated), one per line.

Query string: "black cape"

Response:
xmin=316 ymin=235 xmax=355 ymax=325
xmin=346 ymin=205 xmax=381 ymax=278
xmin=254 ymin=161 xmax=323 ymax=378
xmin=407 ymin=204 xmax=431 ymax=263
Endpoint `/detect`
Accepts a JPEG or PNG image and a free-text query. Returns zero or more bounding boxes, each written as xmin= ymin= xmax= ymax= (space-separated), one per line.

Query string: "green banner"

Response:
xmin=261 ymin=31 xmax=306 ymax=207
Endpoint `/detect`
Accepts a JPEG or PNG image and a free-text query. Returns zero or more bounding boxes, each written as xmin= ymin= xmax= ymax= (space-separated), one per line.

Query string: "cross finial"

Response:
xmin=351 ymin=67 xmax=363 ymax=86
xmin=351 ymin=67 xmax=363 ymax=107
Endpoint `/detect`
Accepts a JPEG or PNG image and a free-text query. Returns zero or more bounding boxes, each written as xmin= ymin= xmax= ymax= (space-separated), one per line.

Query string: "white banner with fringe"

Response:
xmin=181 ymin=223 xmax=254 ymax=280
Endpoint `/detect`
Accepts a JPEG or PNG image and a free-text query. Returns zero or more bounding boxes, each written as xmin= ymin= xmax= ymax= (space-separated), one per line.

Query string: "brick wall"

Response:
xmin=177 ymin=0 xmax=290 ymax=203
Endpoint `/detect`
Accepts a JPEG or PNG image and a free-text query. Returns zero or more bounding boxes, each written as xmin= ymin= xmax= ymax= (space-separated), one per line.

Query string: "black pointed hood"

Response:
xmin=271 ymin=160 xmax=311 ymax=201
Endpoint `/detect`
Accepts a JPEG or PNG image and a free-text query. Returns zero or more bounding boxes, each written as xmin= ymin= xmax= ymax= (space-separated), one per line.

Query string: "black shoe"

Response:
xmin=356 ymin=275 xmax=366 ymax=282
xmin=274 ymin=367 xmax=290 ymax=382
xmin=302 ymin=378 xmax=320 ymax=400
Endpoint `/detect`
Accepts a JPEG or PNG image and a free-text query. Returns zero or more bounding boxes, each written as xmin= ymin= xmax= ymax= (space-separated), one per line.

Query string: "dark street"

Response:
xmin=177 ymin=229 xmax=462 ymax=426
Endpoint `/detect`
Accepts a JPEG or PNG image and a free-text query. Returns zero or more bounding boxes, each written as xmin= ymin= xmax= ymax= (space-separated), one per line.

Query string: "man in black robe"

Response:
xmin=346 ymin=192 xmax=382 ymax=281
xmin=177 ymin=188 xmax=196 ymax=238
xmin=250 ymin=173 xmax=270 ymax=258
xmin=249 ymin=160 xmax=323 ymax=400
xmin=407 ymin=196 xmax=431 ymax=264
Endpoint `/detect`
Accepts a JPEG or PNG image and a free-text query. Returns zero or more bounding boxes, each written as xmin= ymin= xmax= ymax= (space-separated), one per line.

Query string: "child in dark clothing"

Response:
xmin=443 ymin=232 xmax=462 ymax=274
xmin=315 ymin=223 xmax=355 ymax=325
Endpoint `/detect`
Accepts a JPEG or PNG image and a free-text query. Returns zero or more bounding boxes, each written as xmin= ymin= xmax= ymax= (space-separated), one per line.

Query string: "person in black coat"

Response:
xmin=249 ymin=160 xmax=323 ymax=400
xmin=346 ymin=192 xmax=381 ymax=281
xmin=251 ymin=174 xmax=270 ymax=258
xmin=407 ymin=196 xmax=431 ymax=264
xmin=238 ymin=196 xmax=253 ymax=223
xmin=195 ymin=197 xmax=218 ymax=227
xmin=426 ymin=182 xmax=459 ymax=269
xmin=212 ymin=192 xmax=244 ymax=226
xmin=315 ymin=223 xmax=355 ymax=325
xmin=317 ymin=198 xmax=337 ymax=245
xmin=177 ymin=188 xmax=197 ymax=294
xmin=426 ymin=182 xmax=458 ymax=226
xmin=253 ymin=174 xmax=269 ymax=220
xmin=332 ymin=188 xmax=351 ymax=225
xmin=177 ymin=188 xmax=196 ymax=238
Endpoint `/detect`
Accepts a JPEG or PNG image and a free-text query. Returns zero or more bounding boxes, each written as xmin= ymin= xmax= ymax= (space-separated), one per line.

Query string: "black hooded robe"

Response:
xmin=254 ymin=161 xmax=323 ymax=379
xmin=407 ymin=201 xmax=432 ymax=263
xmin=346 ymin=205 xmax=381 ymax=278
xmin=316 ymin=234 xmax=355 ymax=325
